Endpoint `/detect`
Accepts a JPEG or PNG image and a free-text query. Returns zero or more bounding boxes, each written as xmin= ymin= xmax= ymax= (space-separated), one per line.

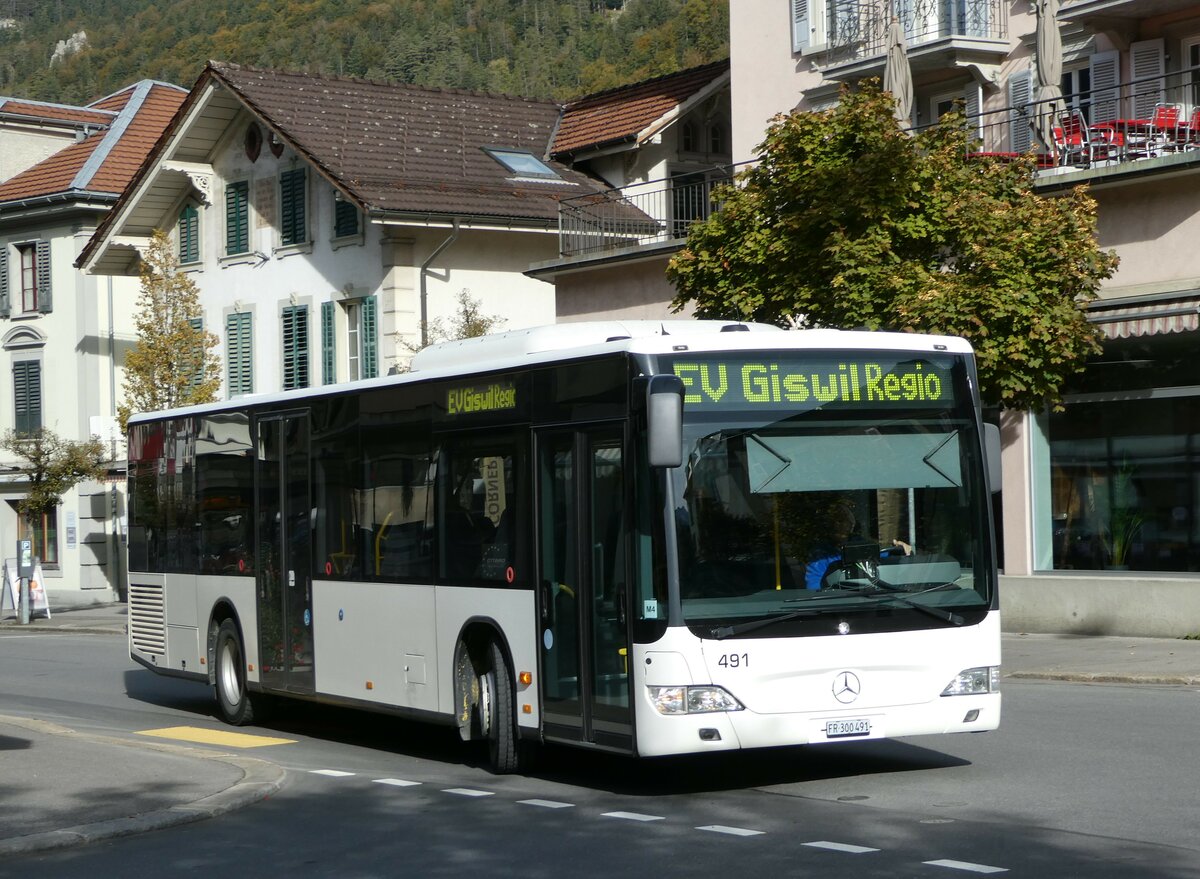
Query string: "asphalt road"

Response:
xmin=2 ymin=630 xmax=1199 ymax=877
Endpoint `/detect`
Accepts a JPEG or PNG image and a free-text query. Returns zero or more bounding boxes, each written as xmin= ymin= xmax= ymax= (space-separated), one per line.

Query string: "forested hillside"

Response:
xmin=0 ymin=0 xmax=727 ymax=105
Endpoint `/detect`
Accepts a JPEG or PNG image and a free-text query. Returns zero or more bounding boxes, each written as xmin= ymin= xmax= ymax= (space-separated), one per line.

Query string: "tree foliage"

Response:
xmin=0 ymin=0 xmax=727 ymax=103
xmin=118 ymin=229 xmax=221 ymax=431
xmin=0 ymin=428 xmax=107 ymax=522
xmin=667 ymin=83 xmax=1118 ymax=411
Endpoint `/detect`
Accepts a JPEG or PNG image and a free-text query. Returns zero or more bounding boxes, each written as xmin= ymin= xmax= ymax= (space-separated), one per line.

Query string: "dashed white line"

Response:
xmin=373 ymin=778 xmax=422 ymax=787
xmin=602 ymin=811 xmax=665 ymax=822
xmin=518 ymin=799 xmax=575 ymax=809
xmin=442 ymin=788 xmax=495 ymax=797
xmin=310 ymin=769 xmax=356 ymax=777
xmin=923 ymin=860 xmax=1008 ymax=874
xmin=802 ymin=840 xmax=880 ymax=854
xmin=697 ymin=825 xmax=764 ymax=837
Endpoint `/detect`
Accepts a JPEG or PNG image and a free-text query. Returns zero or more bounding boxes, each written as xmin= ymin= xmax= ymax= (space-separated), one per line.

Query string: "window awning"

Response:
xmin=1088 ymin=297 xmax=1200 ymax=340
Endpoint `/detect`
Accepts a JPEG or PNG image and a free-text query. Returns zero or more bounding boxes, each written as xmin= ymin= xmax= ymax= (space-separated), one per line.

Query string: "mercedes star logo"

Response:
xmin=833 ymin=671 xmax=861 ymax=704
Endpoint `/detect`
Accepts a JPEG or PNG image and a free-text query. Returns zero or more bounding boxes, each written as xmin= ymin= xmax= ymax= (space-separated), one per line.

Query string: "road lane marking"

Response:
xmin=603 ymin=811 xmax=664 ymax=822
xmin=924 ymin=860 xmax=1008 ymax=874
xmin=697 ymin=825 xmax=764 ymax=837
xmin=518 ymin=799 xmax=575 ymax=809
xmin=443 ymin=788 xmax=494 ymax=797
xmin=374 ymin=778 xmax=422 ymax=787
xmin=802 ymin=841 xmax=880 ymax=854
xmin=136 ymin=726 xmax=297 ymax=748
xmin=311 ymin=769 xmax=356 ymax=777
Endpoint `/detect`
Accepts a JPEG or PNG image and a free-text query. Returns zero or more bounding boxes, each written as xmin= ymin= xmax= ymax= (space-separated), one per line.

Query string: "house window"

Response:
xmin=321 ymin=300 xmax=336 ymax=385
xmin=708 ymin=122 xmax=726 ymax=155
xmin=187 ymin=317 xmax=205 ymax=392
xmin=334 ymin=199 xmax=360 ymax=238
xmin=344 ymin=296 xmax=378 ymax=381
xmin=179 ymin=204 xmax=200 ymax=264
xmin=282 ymin=304 xmax=309 ymax=390
xmin=12 ymin=502 xmax=57 ymax=566
xmin=226 ymin=311 xmax=253 ymax=397
xmin=10 ymin=241 xmax=51 ymax=315
xmin=225 ymin=181 xmax=250 ymax=255
xmin=279 ymin=169 xmax=307 ymax=246
xmin=1061 ymin=66 xmax=1092 ymax=122
xmin=680 ymin=121 xmax=697 ymax=152
xmin=13 ymin=359 xmax=41 ymax=434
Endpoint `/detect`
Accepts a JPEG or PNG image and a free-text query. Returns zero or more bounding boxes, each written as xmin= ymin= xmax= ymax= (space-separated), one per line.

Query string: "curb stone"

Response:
xmin=0 ymin=714 xmax=287 ymax=857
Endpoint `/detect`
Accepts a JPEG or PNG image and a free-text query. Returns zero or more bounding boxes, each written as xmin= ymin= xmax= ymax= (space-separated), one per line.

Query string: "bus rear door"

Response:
xmin=256 ymin=411 xmax=315 ymax=695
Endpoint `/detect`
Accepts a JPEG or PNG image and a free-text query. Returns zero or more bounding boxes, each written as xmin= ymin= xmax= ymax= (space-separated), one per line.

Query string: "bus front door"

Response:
xmin=537 ymin=427 xmax=632 ymax=751
xmin=256 ymin=411 xmax=315 ymax=695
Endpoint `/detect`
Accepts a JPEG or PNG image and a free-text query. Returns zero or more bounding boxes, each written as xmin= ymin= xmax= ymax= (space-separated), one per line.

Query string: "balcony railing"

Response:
xmin=558 ymin=168 xmax=735 ymax=258
xmin=826 ymin=0 xmax=1007 ymax=66
xmin=954 ymin=64 xmax=1200 ymax=174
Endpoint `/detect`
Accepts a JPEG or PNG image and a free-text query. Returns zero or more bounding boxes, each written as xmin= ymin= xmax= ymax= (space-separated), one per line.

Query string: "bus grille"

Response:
xmin=128 ymin=581 xmax=166 ymax=656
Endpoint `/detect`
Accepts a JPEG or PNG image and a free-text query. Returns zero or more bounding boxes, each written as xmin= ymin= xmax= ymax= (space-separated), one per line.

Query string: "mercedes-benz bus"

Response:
xmin=126 ymin=320 xmax=1001 ymax=772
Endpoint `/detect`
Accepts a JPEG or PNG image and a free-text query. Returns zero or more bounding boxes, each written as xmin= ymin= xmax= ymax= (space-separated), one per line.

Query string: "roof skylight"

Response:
xmin=482 ymin=146 xmax=561 ymax=180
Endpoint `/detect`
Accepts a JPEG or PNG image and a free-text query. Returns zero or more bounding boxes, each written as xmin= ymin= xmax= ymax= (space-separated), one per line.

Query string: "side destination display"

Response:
xmin=668 ymin=355 xmax=956 ymax=410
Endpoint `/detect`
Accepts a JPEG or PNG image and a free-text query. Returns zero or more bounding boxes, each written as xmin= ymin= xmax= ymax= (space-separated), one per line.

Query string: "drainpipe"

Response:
xmin=108 ymin=276 xmax=124 ymax=601
xmin=419 ymin=219 xmax=460 ymax=349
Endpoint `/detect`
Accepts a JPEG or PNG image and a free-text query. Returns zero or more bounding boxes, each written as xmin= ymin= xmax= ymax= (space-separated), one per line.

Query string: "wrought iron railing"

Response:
xmin=826 ymin=0 xmax=1007 ymax=65
xmin=951 ymin=63 xmax=1200 ymax=172
xmin=558 ymin=168 xmax=737 ymax=257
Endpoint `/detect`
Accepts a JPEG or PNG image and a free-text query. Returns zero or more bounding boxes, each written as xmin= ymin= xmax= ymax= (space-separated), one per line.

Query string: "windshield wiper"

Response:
xmin=827 ymin=584 xmax=965 ymax=626
xmin=709 ymin=608 xmax=818 ymax=640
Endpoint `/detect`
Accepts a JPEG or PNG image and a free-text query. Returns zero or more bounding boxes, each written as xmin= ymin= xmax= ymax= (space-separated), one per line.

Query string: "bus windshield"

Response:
xmin=664 ymin=351 xmax=993 ymax=636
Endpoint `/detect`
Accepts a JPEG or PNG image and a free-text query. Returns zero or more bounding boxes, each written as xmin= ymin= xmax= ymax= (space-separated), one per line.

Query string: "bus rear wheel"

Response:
xmin=480 ymin=639 xmax=520 ymax=774
xmin=215 ymin=619 xmax=261 ymax=726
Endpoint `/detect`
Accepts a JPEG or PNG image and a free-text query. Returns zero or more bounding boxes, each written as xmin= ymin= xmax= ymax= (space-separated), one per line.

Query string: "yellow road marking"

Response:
xmin=136 ymin=726 xmax=297 ymax=748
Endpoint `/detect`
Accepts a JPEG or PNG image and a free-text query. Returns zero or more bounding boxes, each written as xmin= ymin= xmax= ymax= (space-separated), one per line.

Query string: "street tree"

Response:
xmin=0 ymin=427 xmax=106 ymax=556
xmin=666 ymin=82 xmax=1118 ymax=411
xmin=118 ymin=229 xmax=221 ymax=431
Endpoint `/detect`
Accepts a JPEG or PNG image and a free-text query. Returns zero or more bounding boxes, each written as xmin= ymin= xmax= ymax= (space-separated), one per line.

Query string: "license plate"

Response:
xmin=826 ymin=718 xmax=871 ymax=738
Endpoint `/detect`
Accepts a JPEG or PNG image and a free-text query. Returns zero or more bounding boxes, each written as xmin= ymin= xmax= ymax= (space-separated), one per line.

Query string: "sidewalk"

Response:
xmin=2 ymin=603 xmax=1200 ymax=857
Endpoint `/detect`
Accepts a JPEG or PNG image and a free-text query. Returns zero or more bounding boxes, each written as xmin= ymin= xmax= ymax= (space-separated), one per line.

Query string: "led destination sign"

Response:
xmin=670 ymin=357 xmax=955 ymax=409
xmin=446 ymin=381 xmax=517 ymax=416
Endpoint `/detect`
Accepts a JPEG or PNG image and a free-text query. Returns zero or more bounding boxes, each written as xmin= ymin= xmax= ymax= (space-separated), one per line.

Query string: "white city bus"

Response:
xmin=126 ymin=320 xmax=1001 ymax=772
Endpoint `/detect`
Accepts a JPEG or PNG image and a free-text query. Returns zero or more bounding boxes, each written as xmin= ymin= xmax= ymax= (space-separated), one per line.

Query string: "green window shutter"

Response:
xmin=187 ymin=317 xmax=204 ymax=392
xmin=361 ymin=295 xmax=378 ymax=379
xmin=282 ymin=304 xmax=309 ymax=390
xmin=225 ymin=181 xmax=249 ymax=254
xmin=226 ymin=312 xmax=253 ymax=397
xmin=280 ymin=169 xmax=307 ymax=246
xmin=35 ymin=240 xmax=51 ymax=314
xmin=14 ymin=361 xmax=42 ymax=435
xmin=179 ymin=205 xmax=199 ymax=263
xmin=334 ymin=199 xmax=359 ymax=238
xmin=0 ymin=248 xmax=9 ymax=318
xmin=321 ymin=300 xmax=336 ymax=385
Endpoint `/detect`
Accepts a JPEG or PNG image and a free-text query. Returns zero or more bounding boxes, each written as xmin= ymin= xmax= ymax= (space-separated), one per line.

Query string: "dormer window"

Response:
xmin=482 ymin=147 xmax=561 ymax=180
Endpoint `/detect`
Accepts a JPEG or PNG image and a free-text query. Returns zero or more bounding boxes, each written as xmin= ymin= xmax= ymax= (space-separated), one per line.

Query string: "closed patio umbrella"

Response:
xmin=882 ymin=17 xmax=913 ymax=127
xmin=1035 ymin=0 xmax=1065 ymax=151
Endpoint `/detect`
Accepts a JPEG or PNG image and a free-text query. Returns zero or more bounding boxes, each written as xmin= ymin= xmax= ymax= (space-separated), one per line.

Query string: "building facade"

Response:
xmin=0 ymin=82 xmax=186 ymax=607
xmin=732 ymin=1 xmax=1200 ymax=635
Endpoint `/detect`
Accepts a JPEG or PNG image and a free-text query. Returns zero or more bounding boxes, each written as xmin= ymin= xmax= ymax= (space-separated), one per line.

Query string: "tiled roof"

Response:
xmin=0 ymin=82 xmax=186 ymax=204
xmin=210 ymin=62 xmax=603 ymax=223
xmin=551 ymin=59 xmax=730 ymax=157
xmin=0 ymin=97 xmax=114 ymax=128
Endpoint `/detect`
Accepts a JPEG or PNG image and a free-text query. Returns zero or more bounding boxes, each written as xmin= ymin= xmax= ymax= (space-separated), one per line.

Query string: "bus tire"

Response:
xmin=215 ymin=619 xmax=260 ymax=726
xmin=481 ymin=639 xmax=520 ymax=774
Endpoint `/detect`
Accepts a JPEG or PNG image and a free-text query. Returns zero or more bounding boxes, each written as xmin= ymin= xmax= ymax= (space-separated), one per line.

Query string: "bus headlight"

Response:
xmin=941 ymin=666 xmax=1000 ymax=696
xmin=649 ymin=686 xmax=744 ymax=715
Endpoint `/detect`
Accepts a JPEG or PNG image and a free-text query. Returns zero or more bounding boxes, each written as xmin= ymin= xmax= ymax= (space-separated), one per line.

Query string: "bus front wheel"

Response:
xmin=215 ymin=619 xmax=260 ymax=726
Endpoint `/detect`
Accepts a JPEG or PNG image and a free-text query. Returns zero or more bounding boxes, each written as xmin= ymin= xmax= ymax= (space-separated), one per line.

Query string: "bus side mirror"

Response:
xmin=983 ymin=423 xmax=1001 ymax=494
xmin=646 ymin=375 xmax=684 ymax=468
